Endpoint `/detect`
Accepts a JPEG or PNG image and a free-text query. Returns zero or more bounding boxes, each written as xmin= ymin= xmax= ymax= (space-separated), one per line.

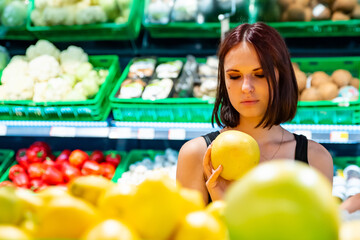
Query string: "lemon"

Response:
xmin=224 ymin=160 xmax=340 ymax=240
xmin=340 ymin=220 xmax=360 ymax=240
xmin=211 ymin=130 xmax=260 ymax=180
xmin=82 ymin=219 xmax=140 ymax=240
xmin=98 ymin=183 xmax=137 ymax=219
xmin=35 ymin=195 xmax=99 ymax=239
xmin=0 ymin=225 xmax=30 ymax=240
xmin=206 ymin=200 xmax=226 ymax=221
xmin=179 ymin=188 xmax=205 ymax=217
xmin=174 ymin=211 xmax=228 ymax=240
xmin=0 ymin=186 xmax=25 ymax=225
xmin=124 ymin=175 xmax=183 ymax=240
xmin=69 ymin=175 xmax=113 ymax=206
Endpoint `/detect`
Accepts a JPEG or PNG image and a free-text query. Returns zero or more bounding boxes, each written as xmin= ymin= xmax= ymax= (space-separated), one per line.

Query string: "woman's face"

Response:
xmin=224 ymin=42 xmax=270 ymax=122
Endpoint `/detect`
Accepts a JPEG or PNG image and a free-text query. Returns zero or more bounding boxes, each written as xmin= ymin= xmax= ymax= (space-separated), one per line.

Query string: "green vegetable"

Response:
xmin=1 ymin=1 xmax=27 ymax=27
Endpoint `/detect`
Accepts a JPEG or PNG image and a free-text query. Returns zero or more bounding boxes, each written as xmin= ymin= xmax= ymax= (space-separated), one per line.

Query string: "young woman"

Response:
xmin=176 ymin=22 xmax=333 ymax=204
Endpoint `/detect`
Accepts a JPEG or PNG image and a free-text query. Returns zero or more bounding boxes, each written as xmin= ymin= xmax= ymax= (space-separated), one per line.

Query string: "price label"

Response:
xmin=137 ymin=128 xmax=155 ymax=139
xmin=50 ymin=127 xmax=76 ymax=137
xmin=168 ymin=129 xmax=186 ymax=140
xmin=0 ymin=125 xmax=7 ymax=136
xmin=109 ymin=127 xmax=132 ymax=139
xmin=330 ymin=131 xmax=349 ymax=142
xmin=294 ymin=130 xmax=312 ymax=140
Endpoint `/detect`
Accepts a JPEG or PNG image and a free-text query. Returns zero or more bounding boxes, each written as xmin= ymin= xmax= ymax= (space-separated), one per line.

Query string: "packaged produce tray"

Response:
xmin=26 ymin=0 xmax=143 ymax=41
xmin=0 ymin=149 xmax=15 ymax=178
xmin=112 ymin=149 xmax=164 ymax=181
xmin=0 ymin=55 xmax=120 ymax=121
xmin=290 ymin=56 xmax=360 ymax=125
xmin=110 ymin=57 xmax=214 ymax=123
xmin=0 ymin=150 xmax=126 ymax=183
xmin=333 ymin=156 xmax=360 ymax=170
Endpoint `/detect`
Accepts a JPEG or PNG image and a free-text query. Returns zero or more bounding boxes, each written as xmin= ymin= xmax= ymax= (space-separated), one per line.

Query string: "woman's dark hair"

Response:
xmin=212 ymin=22 xmax=298 ymax=129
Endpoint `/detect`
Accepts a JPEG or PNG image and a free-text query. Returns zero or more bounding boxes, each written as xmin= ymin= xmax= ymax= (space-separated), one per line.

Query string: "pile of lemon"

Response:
xmin=0 ymin=173 xmax=227 ymax=240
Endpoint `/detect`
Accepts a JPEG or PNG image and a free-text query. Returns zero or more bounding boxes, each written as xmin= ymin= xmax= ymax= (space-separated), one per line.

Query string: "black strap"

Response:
xmin=293 ymin=133 xmax=309 ymax=164
xmin=202 ymin=131 xmax=221 ymax=147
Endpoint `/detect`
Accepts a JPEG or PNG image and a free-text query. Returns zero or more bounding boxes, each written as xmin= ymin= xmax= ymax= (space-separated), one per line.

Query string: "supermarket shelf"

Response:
xmin=1 ymin=120 xmax=360 ymax=143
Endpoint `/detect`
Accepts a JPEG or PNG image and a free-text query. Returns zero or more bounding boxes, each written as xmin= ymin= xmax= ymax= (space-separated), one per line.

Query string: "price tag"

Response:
xmin=137 ymin=128 xmax=155 ymax=139
xmin=0 ymin=125 xmax=7 ymax=136
xmin=50 ymin=127 xmax=76 ymax=137
xmin=330 ymin=131 xmax=349 ymax=142
xmin=168 ymin=129 xmax=186 ymax=140
xmin=294 ymin=130 xmax=312 ymax=140
xmin=109 ymin=127 xmax=132 ymax=139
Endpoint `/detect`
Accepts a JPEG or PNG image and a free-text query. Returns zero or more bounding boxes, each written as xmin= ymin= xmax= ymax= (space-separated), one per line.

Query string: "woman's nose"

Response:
xmin=241 ymin=75 xmax=254 ymax=93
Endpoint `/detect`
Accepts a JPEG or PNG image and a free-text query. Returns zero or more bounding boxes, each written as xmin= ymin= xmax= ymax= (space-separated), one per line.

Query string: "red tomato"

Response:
xmin=27 ymin=163 xmax=44 ymax=179
xmin=30 ymin=141 xmax=52 ymax=155
xmin=100 ymin=162 xmax=116 ymax=179
xmin=89 ymin=150 xmax=104 ymax=163
xmin=26 ymin=145 xmax=47 ymax=163
xmin=56 ymin=149 xmax=71 ymax=162
xmin=69 ymin=150 xmax=89 ymax=168
xmin=62 ymin=164 xmax=81 ymax=182
xmin=81 ymin=161 xmax=101 ymax=176
xmin=9 ymin=165 xmax=26 ymax=181
xmin=30 ymin=179 xmax=47 ymax=192
xmin=42 ymin=159 xmax=55 ymax=169
xmin=13 ymin=173 xmax=29 ymax=188
xmin=42 ymin=166 xmax=64 ymax=185
xmin=105 ymin=152 xmax=121 ymax=167
xmin=16 ymin=148 xmax=29 ymax=169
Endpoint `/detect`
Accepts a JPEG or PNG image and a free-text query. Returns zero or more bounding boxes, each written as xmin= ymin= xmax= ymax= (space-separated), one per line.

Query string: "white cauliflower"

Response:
xmin=60 ymin=74 xmax=76 ymax=87
xmin=28 ymin=55 xmax=61 ymax=82
xmin=75 ymin=62 xmax=93 ymax=80
xmin=1 ymin=58 xmax=29 ymax=85
xmin=43 ymin=7 xmax=69 ymax=26
xmin=26 ymin=40 xmax=60 ymax=61
xmin=81 ymin=76 xmax=99 ymax=98
xmin=30 ymin=9 xmax=46 ymax=26
xmin=75 ymin=6 xmax=107 ymax=25
xmin=1 ymin=75 xmax=34 ymax=101
xmin=0 ymin=86 xmax=7 ymax=100
xmin=60 ymin=46 xmax=88 ymax=75
xmin=97 ymin=69 xmax=109 ymax=85
xmin=33 ymin=82 xmax=48 ymax=102
xmin=47 ymin=0 xmax=65 ymax=7
xmin=35 ymin=0 xmax=48 ymax=10
xmin=45 ymin=77 xmax=73 ymax=101
xmin=64 ymin=88 xmax=87 ymax=101
xmin=63 ymin=6 xmax=76 ymax=25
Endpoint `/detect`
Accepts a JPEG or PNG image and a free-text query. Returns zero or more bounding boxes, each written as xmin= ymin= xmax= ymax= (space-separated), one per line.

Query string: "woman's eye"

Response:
xmin=255 ymin=74 xmax=265 ymax=78
xmin=229 ymin=75 xmax=241 ymax=80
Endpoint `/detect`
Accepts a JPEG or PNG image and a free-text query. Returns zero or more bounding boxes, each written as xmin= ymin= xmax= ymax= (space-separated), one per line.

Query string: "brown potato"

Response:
xmin=311 ymin=71 xmax=331 ymax=87
xmin=295 ymin=70 xmax=307 ymax=92
xmin=332 ymin=0 xmax=357 ymax=13
xmin=285 ymin=4 xmax=306 ymax=21
xmin=350 ymin=78 xmax=360 ymax=89
xmin=351 ymin=4 xmax=360 ymax=19
xmin=332 ymin=69 xmax=352 ymax=87
xmin=332 ymin=11 xmax=351 ymax=20
xmin=318 ymin=82 xmax=339 ymax=100
xmin=278 ymin=0 xmax=295 ymax=10
xmin=300 ymin=87 xmax=322 ymax=101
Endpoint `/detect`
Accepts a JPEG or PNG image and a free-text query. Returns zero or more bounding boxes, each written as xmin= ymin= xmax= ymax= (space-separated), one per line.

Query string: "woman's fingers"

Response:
xmin=206 ymin=165 xmax=223 ymax=187
xmin=203 ymin=145 xmax=213 ymax=179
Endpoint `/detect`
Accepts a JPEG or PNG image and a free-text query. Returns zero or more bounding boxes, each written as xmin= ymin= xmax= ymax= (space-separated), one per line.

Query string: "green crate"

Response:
xmin=333 ymin=156 xmax=360 ymax=170
xmin=26 ymin=0 xmax=143 ymax=41
xmin=112 ymin=149 xmax=164 ymax=182
xmin=289 ymin=56 xmax=360 ymax=125
xmin=0 ymin=149 xmax=15 ymax=178
xmin=0 ymin=150 xmax=126 ymax=183
xmin=110 ymin=57 xmax=214 ymax=122
xmin=0 ymin=55 xmax=120 ymax=121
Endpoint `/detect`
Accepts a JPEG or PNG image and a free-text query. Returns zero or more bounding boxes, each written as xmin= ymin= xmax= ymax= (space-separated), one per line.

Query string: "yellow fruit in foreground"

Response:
xmin=340 ymin=220 xmax=360 ymax=240
xmin=69 ymin=175 xmax=113 ymax=206
xmin=15 ymin=188 xmax=42 ymax=212
xmin=36 ymin=186 xmax=71 ymax=203
xmin=224 ymin=160 xmax=340 ymax=240
xmin=98 ymin=183 xmax=137 ymax=219
xmin=179 ymin=188 xmax=205 ymax=217
xmin=0 ymin=225 xmax=30 ymax=240
xmin=174 ymin=211 xmax=227 ymax=240
xmin=211 ymin=130 xmax=260 ymax=180
xmin=124 ymin=175 xmax=182 ymax=240
xmin=0 ymin=186 xmax=25 ymax=225
xmin=82 ymin=219 xmax=140 ymax=240
xmin=35 ymin=195 xmax=99 ymax=239
xmin=206 ymin=200 xmax=226 ymax=221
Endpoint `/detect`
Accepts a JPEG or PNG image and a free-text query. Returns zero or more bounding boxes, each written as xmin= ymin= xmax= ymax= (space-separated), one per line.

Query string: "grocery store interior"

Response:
xmin=1 ymin=0 xmax=360 ymax=239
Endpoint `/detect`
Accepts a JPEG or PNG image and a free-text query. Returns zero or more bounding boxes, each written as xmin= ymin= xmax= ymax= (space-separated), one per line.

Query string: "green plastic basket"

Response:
xmin=289 ymin=56 xmax=360 ymax=125
xmin=0 ymin=150 xmax=126 ymax=183
xmin=333 ymin=156 xmax=360 ymax=170
xmin=0 ymin=55 xmax=120 ymax=121
xmin=26 ymin=0 xmax=143 ymax=41
xmin=112 ymin=149 xmax=164 ymax=182
xmin=0 ymin=149 xmax=15 ymax=178
xmin=110 ymin=57 xmax=214 ymax=123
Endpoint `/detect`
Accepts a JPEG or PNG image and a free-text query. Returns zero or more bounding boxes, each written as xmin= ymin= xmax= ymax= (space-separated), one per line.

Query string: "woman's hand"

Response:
xmin=203 ymin=145 xmax=232 ymax=202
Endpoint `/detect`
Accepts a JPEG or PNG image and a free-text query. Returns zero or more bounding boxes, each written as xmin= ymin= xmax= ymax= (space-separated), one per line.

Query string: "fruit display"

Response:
xmin=273 ymin=0 xmax=360 ymax=22
xmin=333 ymin=165 xmax=360 ymax=201
xmin=2 ymin=141 xmax=122 ymax=191
xmin=0 ymin=0 xmax=28 ymax=27
xmin=0 ymin=39 xmax=109 ymax=102
xmin=30 ymin=0 xmax=132 ymax=26
xmin=293 ymin=63 xmax=360 ymax=101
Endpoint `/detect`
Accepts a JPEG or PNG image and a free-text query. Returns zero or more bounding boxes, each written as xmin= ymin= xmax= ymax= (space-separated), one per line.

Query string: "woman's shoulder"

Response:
xmin=178 ymin=137 xmax=208 ymax=162
xmin=307 ymin=139 xmax=333 ymax=182
xmin=307 ymin=139 xmax=332 ymax=161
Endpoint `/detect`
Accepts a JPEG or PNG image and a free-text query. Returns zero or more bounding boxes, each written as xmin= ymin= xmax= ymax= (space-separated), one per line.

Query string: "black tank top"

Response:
xmin=202 ymin=131 xmax=309 ymax=203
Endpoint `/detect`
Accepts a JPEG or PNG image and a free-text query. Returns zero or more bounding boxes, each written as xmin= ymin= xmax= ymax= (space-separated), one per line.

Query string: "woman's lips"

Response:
xmin=240 ymin=100 xmax=259 ymax=105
